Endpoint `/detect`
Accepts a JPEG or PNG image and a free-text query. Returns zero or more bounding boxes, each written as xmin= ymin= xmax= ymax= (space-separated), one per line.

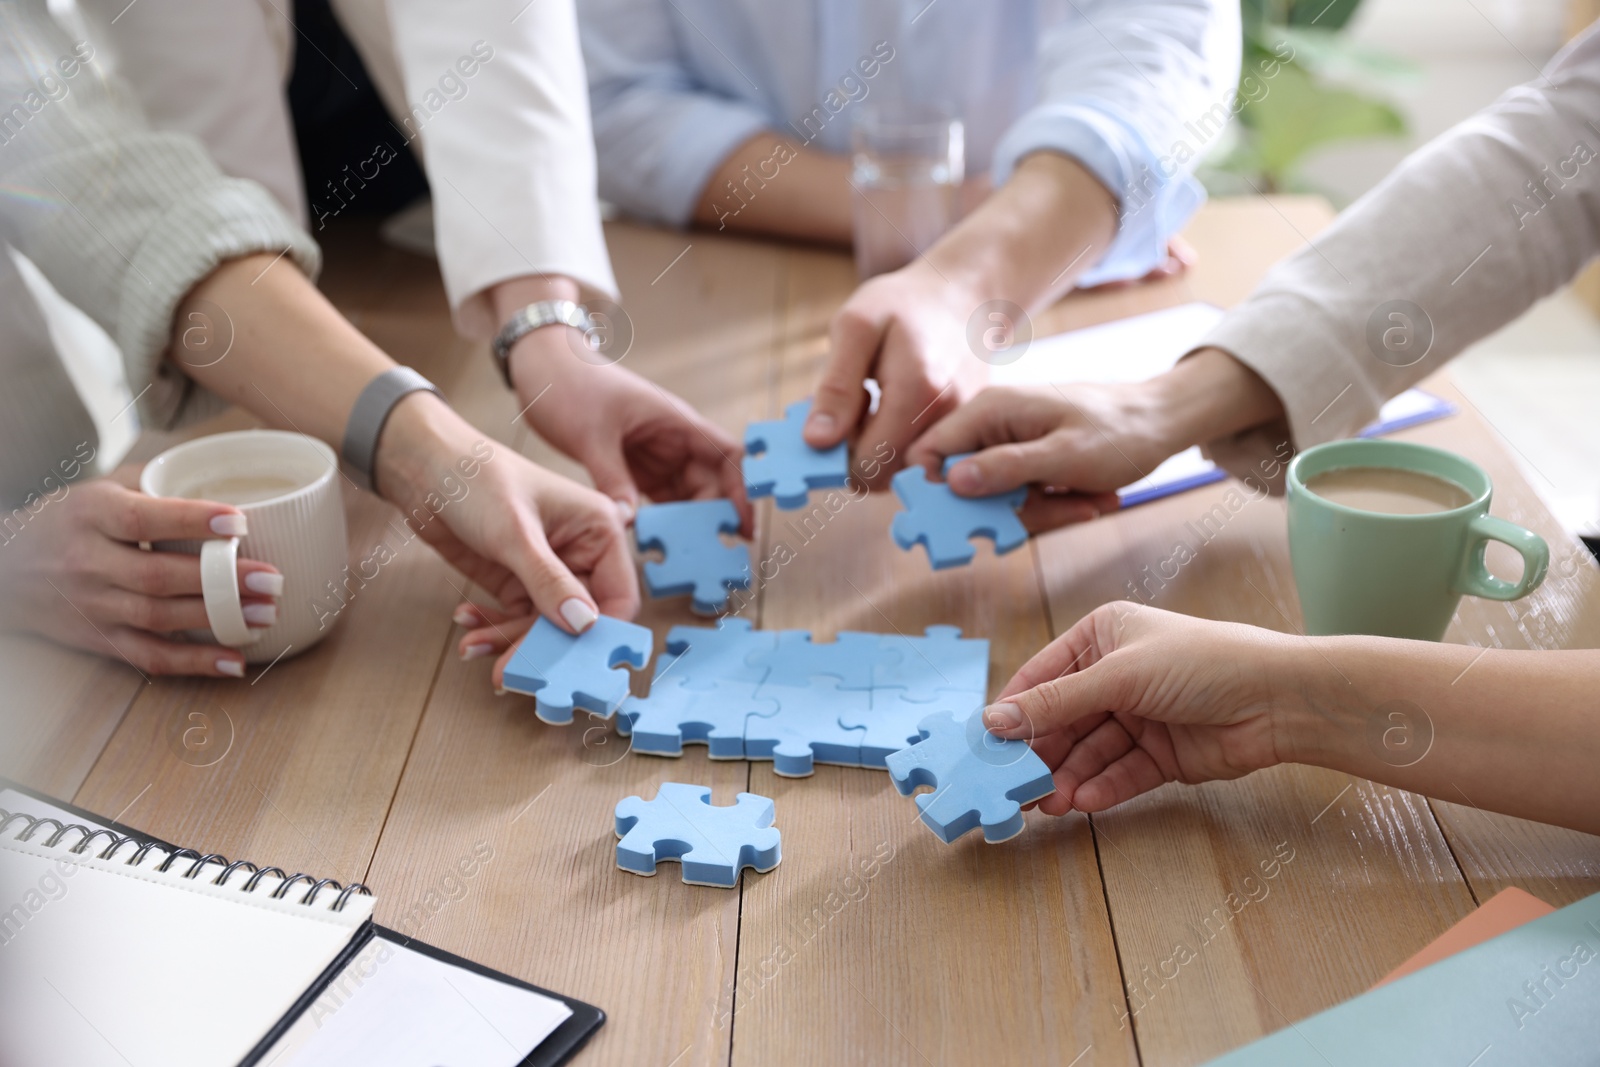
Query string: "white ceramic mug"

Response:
xmin=140 ymin=430 xmax=348 ymax=664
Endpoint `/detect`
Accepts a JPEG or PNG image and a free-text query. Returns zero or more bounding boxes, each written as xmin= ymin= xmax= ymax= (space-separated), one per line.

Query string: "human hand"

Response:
xmin=0 ymin=466 xmax=283 ymax=677
xmin=509 ymin=326 xmax=750 ymax=531
xmin=904 ymin=384 xmax=1178 ymax=532
xmin=1080 ymin=236 xmax=1197 ymax=291
xmin=374 ymin=394 xmax=638 ymax=643
xmin=982 ymin=603 xmax=1299 ymax=815
xmin=802 ymin=260 xmax=989 ymax=488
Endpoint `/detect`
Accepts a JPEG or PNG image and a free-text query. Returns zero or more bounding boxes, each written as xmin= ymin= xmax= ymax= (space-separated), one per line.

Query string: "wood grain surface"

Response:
xmin=3 ymin=200 xmax=1597 ymax=1067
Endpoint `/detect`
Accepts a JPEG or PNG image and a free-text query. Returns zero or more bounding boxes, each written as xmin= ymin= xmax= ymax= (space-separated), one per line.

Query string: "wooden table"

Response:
xmin=5 ymin=197 xmax=1600 ymax=1066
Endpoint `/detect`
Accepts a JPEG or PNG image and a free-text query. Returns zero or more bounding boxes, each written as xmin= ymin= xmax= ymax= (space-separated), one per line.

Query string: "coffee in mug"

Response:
xmin=1287 ymin=439 xmax=1548 ymax=640
xmin=1304 ymin=466 xmax=1473 ymax=516
xmin=140 ymin=430 xmax=348 ymax=664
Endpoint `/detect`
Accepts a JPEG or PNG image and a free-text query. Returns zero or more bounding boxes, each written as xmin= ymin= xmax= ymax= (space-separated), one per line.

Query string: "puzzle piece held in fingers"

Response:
xmin=502 ymin=615 xmax=652 ymax=725
xmin=890 ymin=454 xmax=1027 ymax=569
xmin=885 ymin=710 xmax=1055 ymax=843
xmin=743 ymin=398 xmax=850 ymax=509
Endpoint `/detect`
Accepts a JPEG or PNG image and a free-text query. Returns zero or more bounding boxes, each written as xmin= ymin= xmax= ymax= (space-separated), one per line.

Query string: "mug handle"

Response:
xmin=200 ymin=537 xmax=260 ymax=647
xmin=1454 ymin=515 xmax=1549 ymax=601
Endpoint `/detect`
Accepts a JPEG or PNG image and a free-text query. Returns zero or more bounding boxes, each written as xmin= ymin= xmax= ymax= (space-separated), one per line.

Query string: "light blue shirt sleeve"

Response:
xmin=992 ymin=0 xmax=1240 ymax=285
xmin=579 ymin=0 xmax=773 ymax=226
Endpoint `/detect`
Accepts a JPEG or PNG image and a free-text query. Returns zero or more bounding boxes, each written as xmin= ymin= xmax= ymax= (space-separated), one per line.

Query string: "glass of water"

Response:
xmin=850 ymin=105 xmax=964 ymax=278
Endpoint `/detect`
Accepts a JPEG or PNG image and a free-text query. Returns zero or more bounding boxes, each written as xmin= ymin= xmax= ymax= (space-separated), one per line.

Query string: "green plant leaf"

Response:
xmin=1268 ymin=26 xmax=1421 ymax=81
xmin=1243 ymin=0 xmax=1365 ymax=32
xmin=1287 ymin=0 xmax=1363 ymax=30
xmin=1242 ymin=58 xmax=1405 ymax=180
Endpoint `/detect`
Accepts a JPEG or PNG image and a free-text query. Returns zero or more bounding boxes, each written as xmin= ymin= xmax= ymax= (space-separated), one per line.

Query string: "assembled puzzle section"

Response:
xmin=635 ymin=500 xmax=751 ymax=614
xmin=749 ymin=629 xmax=893 ymax=691
xmin=744 ymin=681 xmax=869 ymax=777
xmin=890 ymin=454 xmax=1027 ymax=569
xmin=614 ymin=782 xmax=782 ymax=888
xmin=885 ymin=710 xmax=1055 ymax=843
xmin=502 ymin=615 xmax=652 ymax=725
xmin=617 ymin=675 xmax=777 ymax=759
xmin=871 ymin=625 xmax=988 ymax=700
xmin=626 ymin=622 xmax=991 ymax=776
xmin=653 ymin=617 xmax=773 ymax=688
xmin=743 ymin=398 xmax=850 ymax=509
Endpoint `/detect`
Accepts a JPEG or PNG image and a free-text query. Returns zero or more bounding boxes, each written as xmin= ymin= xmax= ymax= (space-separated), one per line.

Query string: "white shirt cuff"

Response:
xmin=991 ymin=101 xmax=1205 ymax=285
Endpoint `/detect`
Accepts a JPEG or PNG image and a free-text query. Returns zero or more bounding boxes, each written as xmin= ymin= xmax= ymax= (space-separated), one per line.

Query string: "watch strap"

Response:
xmin=341 ymin=367 xmax=443 ymax=493
xmin=491 ymin=299 xmax=591 ymax=388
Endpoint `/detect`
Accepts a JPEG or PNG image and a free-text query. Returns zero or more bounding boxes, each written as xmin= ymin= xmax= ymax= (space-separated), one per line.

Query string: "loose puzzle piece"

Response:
xmin=635 ymin=500 xmax=752 ymax=614
xmin=845 ymin=688 xmax=986 ymax=768
xmin=885 ymin=710 xmax=1055 ymax=843
xmin=743 ymin=398 xmax=850 ymax=509
xmin=654 ymin=617 xmax=774 ymax=688
xmin=502 ymin=615 xmax=652 ymax=725
xmin=616 ymin=675 xmax=778 ymax=759
xmin=890 ymin=454 xmax=1027 ymax=569
xmin=872 ymin=625 xmax=989 ymax=701
xmin=745 ymin=680 xmax=869 ymax=777
xmin=615 ymin=782 xmax=782 ymax=888
xmin=750 ymin=629 xmax=895 ymax=690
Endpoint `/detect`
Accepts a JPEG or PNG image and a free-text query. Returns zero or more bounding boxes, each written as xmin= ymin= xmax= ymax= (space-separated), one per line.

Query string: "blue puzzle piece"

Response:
xmin=502 ymin=615 xmax=652 ymax=725
xmin=654 ymin=618 xmax=774 ymax=688
xmin=635 ymin=500 xmax=752 ymax=615
xmin=615 ymin=782 xmax=782 ymax=888
xmin=616 ymin=676 xmax=778 ymax=759
xmin=890 ymin=454 xmax=1027 ymax=569
xmin=844 ymin=688 xmax=986 ymax=768
xmin=885 ymin=710 xmax=1055 ymax=843
xmin=742 ymin=398 xmax=850 ymax=509
xmin=745 ymin=681 xmax=869 ymax=777
xmin=872 ymin=625 xmax=988 ymax=700
xmin=749 ymin=629 xmax=895 ymax=690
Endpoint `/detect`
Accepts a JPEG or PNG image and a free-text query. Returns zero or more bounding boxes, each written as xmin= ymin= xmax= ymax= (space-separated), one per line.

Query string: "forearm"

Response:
xmin=692 ymin=134 xmax=853 ymax=244
xmin=169 ymin=253 xmax=480 ymax=503
xmin=172 ymin=254 xmax=390 ymax=442
xmin=1144 ymin=347 xmax=1286 ymax=456
xmin=920 ymin=152 xmax=1117 ymax=308
xmin=1280 ymin=639 xmax=1600 ymax=834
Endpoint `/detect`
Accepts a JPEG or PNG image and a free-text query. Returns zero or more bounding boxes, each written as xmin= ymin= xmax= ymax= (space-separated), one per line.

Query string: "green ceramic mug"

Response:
xmin=1286 ymin=439 xmax=1548 ymax=640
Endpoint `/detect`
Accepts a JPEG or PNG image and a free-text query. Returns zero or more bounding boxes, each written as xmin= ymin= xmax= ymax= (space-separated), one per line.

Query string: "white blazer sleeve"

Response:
xmin=1199 ymin=22 xmax=1600 ymax=487
xmin=333 ymin=0 xmax=619 ymax=338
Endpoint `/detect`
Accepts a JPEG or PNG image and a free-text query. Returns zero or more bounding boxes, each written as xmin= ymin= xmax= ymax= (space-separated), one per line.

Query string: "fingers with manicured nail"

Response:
xmin=456 ymin=614 xmax=535 ymax=662
xmin=242 ymin=568 xmax=284 ymax=597
xmin=560 ymin=598 xmax=598 ymax=632
xmin=91 ymin=481 xmax=252 ymax=544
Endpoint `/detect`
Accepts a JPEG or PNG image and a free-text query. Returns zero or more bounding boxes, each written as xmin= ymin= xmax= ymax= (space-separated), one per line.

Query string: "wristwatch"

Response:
xmin=491 ymin=299 xmax=592 ymax=387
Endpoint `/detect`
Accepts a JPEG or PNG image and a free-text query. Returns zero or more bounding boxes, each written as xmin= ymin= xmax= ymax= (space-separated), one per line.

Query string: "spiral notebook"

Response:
xmin=0 ymin=783 xmax=602 ymax=1067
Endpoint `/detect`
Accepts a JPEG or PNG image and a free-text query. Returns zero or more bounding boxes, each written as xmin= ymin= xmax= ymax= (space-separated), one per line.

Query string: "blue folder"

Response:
xmin=1205 ymin=890 xmax=1600 ymax=1065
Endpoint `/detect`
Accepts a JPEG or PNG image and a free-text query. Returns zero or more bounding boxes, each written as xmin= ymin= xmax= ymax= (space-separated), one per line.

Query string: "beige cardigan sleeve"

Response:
xmin=1197 ymin=22 xmax=1600 ymax=489
xmin=0 ymin=0 xmax=319 ymax=431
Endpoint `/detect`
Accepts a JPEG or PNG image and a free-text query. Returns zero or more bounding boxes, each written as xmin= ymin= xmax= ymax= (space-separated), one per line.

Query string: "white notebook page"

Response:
xmin=0 ymin=824 xmax=373 ymax=1067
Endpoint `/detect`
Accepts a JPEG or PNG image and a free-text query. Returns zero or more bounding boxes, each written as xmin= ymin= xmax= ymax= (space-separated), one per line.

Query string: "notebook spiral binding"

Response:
xmin=0 ymin=807 xmax=371 ymax=912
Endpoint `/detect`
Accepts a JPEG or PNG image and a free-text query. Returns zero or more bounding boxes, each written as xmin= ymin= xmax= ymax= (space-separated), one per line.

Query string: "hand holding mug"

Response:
xmin=0 ymin=465 xmax=282 ymax=677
